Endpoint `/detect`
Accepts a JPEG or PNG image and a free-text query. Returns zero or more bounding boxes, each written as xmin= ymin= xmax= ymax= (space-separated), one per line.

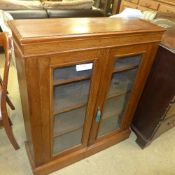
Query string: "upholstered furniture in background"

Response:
xmin=0 ymin=0 xmax=104 ymax=19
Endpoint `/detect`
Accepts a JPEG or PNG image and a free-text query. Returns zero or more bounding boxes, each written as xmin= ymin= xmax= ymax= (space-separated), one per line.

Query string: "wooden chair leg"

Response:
xmin=0 ymin=77 xmax=15 ymax=110
xmin=6 ymin=96 xmax=15 ymax=110
xmin=0 ymin=33 xmax=19 ymax=150
xmin=8 ymin=118 xmax=13 ymax=126
xmin=1 ymin=118 xmax=12 ymax=126
xmin=2 ymin=110 xmax=20 ymax=150
xmin=0 ymin=119 xmax=3 ymax=127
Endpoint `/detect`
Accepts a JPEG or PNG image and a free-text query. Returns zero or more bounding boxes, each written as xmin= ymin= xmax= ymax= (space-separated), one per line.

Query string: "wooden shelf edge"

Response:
xmin=107 ymin=90 xmax=130 ymax=100
xmin=53 ymin=90 xmax=130 ymax=116
xmin=30 ymin=129 xmax=131 ymax=175
xmin=53 ymin=103 xmax=87 ymax=116
xmin=53 ymin=76 xmax=91 ymax=86
xmin=102 ymin=91 xmax=130 ymax=120
xmin=102 ymin=112 xmax=120 ymax=121
xmin=53 ymin=126 xmax=83 ymax=138
xmin=53 ymin=64 xmax=138 ymax=86
xmin=113 ymin=64 xmax=138 ymax=73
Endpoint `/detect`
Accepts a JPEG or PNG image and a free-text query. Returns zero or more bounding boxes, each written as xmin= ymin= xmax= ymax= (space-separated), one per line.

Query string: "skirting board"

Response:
xmin=25 ymin=129 xmax=131 ymax=175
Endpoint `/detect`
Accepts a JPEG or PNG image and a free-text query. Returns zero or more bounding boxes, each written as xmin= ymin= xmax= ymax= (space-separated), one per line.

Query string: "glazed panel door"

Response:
xmin=89 ymin=44 xmax=153 ymax=144
xmin=50 ymin=50 xmax=102 ymax=157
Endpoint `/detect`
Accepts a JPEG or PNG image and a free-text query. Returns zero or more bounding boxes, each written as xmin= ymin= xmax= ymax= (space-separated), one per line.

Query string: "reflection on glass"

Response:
xmin=54 ymin=64 xmax=92 ymax=81
xmin=53 ymin=128 xmax=83 ymax=155
xmin=114 ymin=55 xmax=141 ymax=69
xmin=54 ymin=107 xmax=86 ymax=137
xmin=53 ymin=62 xmax=93 ymax=155
xmin=53 ymin=80 xmax=90 ymax=114
xmin=98 ymin=55 xmax=142 ymax=137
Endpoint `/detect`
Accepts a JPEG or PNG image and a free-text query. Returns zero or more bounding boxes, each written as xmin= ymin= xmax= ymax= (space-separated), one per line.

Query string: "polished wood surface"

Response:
xmin=8 ymin=18 xmax=163 ymax=43
xmin=9 ymin=18 xmax=164 ymax=57
xmin=9 ymin=18 xmax=164 ymax=175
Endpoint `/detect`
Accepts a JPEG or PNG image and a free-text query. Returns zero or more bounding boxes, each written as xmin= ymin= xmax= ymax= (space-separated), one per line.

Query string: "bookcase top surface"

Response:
xmin=9 ymin=17 xmax=164 ymax=44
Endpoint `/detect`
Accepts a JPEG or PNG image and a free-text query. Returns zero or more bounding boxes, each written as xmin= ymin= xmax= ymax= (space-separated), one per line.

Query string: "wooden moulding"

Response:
xmin=25 ymin=129 xmax=130 ymax=175
xmin=8 ymin=18 xmax=165 ymax=57
xmin=15 ymin=32 xmax=164 ymax=57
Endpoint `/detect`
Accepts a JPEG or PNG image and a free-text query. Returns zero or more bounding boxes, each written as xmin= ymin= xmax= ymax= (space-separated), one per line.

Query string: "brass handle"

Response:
xmin=96 ymin=107 xmax=101 ymax=122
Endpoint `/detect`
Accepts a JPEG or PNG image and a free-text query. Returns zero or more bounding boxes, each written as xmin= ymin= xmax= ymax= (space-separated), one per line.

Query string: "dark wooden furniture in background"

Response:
xmin=0 ymin=32 xmax=19 ymax=150
xmin=120 ymin=0 xmax=175 ymax=14
xmin=132 ymin=28 xmax=175 ymax=148
xmin=9 ymin=18 xmax=164 ymax=175
xmin=94 ymin=0 xmax=121 ymax=15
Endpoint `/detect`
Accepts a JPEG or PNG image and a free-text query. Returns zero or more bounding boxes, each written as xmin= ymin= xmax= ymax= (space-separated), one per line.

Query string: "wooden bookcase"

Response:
xmin=9 ymin=18 xmax=164 ymax=175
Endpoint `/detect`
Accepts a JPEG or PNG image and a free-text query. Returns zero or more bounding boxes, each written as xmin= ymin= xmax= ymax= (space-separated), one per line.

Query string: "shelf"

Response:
xmin=98 ymin=93 xmax=130 ymax=137
xmin=53 ymin=64 xmax=92 ymax=86
xmin=53 ymin=102 xmax=87 ymax=115
xmin=107 ymin=89 xmax=131 ymax=100
xmin=97 ymin=59 xmax=140 ymax=137
xmin=98 ymin=115 xmax=120 ymax=137
xmin=53 ymin=107 xmax=86 ymax=137
xmin=106 ymin=71 xmax=131 ymax=99
xmin=115 ymin=55 xmax=141 ymax=67
xmin=113 ymin=64 xmax=138 ymax=73
xmin=102 ymin=112 xmax=120 ymax=121
xmin=53 ymin=75 xmax=91 ymax=86
xmin=53 ymin=128 xmax=83 ymax=155
xmin=102 ymin=93 xmax=130 ymax=120
xmin=108 ymin=68 xmax=138 ymax=99
xmin=53 ymin=79 xmax=90 ymax=115
xmin=113 ymin=54 xmax=141 ymax=73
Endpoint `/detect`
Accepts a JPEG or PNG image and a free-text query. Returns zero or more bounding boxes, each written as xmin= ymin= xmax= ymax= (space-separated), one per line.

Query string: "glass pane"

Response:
xmin=52 ymin=62 xmax=93 ymax=155
xmin=54 ymin=107 xmax=86 ymax=137
xmin=54 ymin=80 xmax=90 ymax=114
xmin=54 ymin=63 xmax=92 ymax=82
xmin=98 ymin=55 xmax=142 ymax=137
xmin=53 ymin=128 xmax=83 ymax=155
xmin=98 ymin=116 xmax=119 ymax=137
xmin=114 ymin=55 xmax=141 ymax=69
xmin=98 ymin=94 xmax=129 ymax=136
xmin=102 ymin=94 xmax=130 ymax=120
xmin=108 ymin=69 xmax=138 ymax=98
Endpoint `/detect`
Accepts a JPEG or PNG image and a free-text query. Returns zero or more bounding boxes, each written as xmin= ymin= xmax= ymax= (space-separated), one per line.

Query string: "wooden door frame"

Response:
xmin=49 ymin=49 xmax=103 ymax=159
xmin=88 ymin=43 xmax=158 ymax=145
